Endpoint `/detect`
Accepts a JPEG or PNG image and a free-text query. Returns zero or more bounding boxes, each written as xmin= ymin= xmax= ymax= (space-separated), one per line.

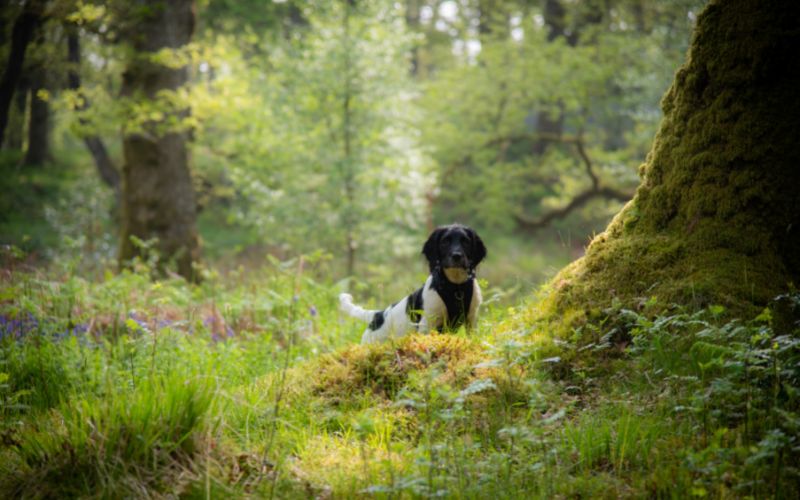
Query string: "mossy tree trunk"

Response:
xmin=118 ymin=0 xmax=199 ymax=281
xmin=546 ymin=0 xmax=800 ymax=317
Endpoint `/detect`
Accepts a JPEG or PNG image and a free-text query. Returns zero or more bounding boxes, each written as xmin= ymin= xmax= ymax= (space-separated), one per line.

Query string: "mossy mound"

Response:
xmin=237 ymin=334 xmax=531 ymax=439
xmin=312 ymin=334 xmax=490 ymax=404
xmin=532 ymin=0 xmax=800 ymax=330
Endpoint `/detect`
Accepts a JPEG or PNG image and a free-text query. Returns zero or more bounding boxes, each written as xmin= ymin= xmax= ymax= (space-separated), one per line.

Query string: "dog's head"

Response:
xmin=422 ymin=224 xmax=486 ymax=280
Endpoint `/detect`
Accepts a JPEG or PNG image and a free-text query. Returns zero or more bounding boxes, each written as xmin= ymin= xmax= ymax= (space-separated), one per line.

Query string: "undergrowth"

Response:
xmin=1 ymin=249 xmax=798 ymax=498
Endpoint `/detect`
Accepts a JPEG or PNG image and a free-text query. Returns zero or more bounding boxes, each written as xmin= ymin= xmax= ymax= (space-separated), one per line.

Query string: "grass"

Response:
xmin=1 ymin=249 xmax=798 ymax=497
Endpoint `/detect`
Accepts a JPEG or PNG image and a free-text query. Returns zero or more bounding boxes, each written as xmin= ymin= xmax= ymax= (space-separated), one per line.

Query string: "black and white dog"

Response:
xmin=340 ymin=224 xmax=486 ymax=343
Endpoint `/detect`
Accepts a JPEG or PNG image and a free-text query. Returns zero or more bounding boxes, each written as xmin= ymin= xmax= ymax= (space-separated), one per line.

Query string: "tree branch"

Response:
xmin=514 ymin=186 xmax=632 ymax=230
xmin=66 ymin=30 xmax=120 ymax=192
xmin=442 ymin=129 xmax=633 ymax=231
xmin=574 ymin=133 xmax=599 ymax=190
xmin=515 ymin=133 xmax=632 ymax=230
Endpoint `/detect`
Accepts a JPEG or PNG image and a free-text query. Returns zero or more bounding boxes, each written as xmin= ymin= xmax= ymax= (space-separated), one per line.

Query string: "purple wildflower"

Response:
xmin=0 ymin=312 xmax=39 ymax=340
xmin=128 ymin=311 xmax=148 ymax=330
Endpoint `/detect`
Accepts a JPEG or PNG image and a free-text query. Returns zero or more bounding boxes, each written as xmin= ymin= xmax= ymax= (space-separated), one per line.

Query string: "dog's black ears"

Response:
xmin=466 ymin=227 xmax=487 ymax=267
xmin=422 ymin=227 xmax=446 ymax=272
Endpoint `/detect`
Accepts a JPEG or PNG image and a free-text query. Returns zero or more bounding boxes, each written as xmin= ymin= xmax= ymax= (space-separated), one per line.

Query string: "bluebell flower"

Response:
xmin=0 ymin=312 xmax=40 ymax=340
xmin=128 ymin=311 xmax=148 ymax=330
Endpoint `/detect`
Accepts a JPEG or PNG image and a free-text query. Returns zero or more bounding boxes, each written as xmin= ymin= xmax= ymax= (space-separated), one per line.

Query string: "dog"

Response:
xmin=339 ymin=223 xmax=486 ymax=344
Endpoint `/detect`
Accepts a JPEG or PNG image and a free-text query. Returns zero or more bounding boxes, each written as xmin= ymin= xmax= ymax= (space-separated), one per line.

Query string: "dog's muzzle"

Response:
xmin=443 ymin=267 xmax=470 ymax=284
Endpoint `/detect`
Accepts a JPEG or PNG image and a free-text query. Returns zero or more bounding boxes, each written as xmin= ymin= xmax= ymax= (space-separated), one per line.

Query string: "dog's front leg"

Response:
xmin=419 ymin=287 xmax=446 ymax=334
xmin=417 ymin=316 xmax=430 ymax=334
xmin=465 ymin=317 xmax=476 ymax=334
xmin=465 ymin=281 xmax=482 ymax=334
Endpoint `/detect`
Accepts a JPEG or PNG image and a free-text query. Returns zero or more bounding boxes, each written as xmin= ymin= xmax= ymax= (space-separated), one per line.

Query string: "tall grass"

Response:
xmin=1 ymin=254 xmax=798 ymax=498
xmin=4 ymin=374 xmax=212 ymax=497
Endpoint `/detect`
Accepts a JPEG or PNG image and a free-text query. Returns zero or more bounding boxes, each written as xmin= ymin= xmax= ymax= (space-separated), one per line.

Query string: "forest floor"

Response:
xmin=1 ymin=253 xmax=798 ymax=498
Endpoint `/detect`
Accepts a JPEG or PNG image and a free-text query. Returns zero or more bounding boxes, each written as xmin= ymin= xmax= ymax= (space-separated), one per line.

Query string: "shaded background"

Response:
xmin=0 ymin=0 xmax=702 ymax=301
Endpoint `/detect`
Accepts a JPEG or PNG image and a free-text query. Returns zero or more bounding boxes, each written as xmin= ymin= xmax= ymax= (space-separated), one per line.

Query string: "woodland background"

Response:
xmin=1 ymin=0 xmax=700 ymax=296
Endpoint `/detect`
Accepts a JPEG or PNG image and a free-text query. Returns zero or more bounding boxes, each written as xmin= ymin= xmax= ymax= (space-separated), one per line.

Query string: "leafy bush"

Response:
xmin=608 ymin=300 xmax=800 ymax=497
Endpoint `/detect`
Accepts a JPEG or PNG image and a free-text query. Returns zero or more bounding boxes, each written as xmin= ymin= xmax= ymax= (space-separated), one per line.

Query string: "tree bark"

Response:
xmin=22 ymin=65 xmax=51 ymax=165
xmin=0 ymin=6 xmax=40 ymax=148
xmin=544 ymin=0 xmax=800 ymax=316
xmin=118 ymin=0 xmax=199 ymax=281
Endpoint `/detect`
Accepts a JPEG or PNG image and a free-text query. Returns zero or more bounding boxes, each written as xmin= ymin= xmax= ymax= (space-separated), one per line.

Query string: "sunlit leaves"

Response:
xmin=66 ymin=1 xmax=109 ymax=25
xmin=189 ymin=1 xmax=434 ymax=268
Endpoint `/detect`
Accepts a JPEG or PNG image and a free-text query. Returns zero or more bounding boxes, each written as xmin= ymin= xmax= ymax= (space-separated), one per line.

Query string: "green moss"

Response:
xmin=526 ymin=0 xmax=800 ymax=332
xmin=239 ymin=333 xmax=533 ymax=444
xmin=311 ymin=334 xmax=493 ymax=405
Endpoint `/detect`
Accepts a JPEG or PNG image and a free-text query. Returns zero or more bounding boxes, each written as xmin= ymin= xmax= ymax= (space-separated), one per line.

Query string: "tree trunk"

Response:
xmin=22 ymin=65 xmax=51 ymax=165
xmin=405 ymin=0 xmax=420 ymax=76
xmin=532 ymin=0 xmax=603 ymax=155
xmin=118 ymin=0 xmax=199 ymax=281
xmin=3 ymin=76 xmax=28 ymax=151
xmin=0 ymin=7 xmax=39 ymax=148
xmin=530 ymin=0 xmax=569 ymax=155
xmin=543 ymin=0 xmax=800 ymax=317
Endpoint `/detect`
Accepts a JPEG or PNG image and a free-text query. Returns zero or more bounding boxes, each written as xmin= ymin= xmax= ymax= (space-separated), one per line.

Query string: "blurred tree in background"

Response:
xmin=115 ymin=0 xmax=200 ymax=281
xmin=191 ymin=1 xmax=432 ymax=278
xmin=0 ymin=0 xmax=703 ymax=294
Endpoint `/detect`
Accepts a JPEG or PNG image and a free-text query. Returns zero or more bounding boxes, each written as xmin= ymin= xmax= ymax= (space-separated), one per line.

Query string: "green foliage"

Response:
xmin=187 ymin=0 xmax=434 ymax=275
xmin=420 ymin=1 xmax=700 ymax=232
xmin=550 ymin=299 xmax=800 ymax=496
xmin=2 ymin=0 xmax=706 ymax=302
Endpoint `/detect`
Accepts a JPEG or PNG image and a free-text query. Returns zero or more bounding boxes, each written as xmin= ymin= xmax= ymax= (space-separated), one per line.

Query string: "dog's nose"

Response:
xmin=452 ymin=251 xmax=464 ymax=263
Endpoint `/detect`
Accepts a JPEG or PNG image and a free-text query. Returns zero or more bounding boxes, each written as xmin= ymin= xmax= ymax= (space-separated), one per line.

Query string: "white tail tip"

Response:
xmin=339 ymin=293 xmax=354 ymax=311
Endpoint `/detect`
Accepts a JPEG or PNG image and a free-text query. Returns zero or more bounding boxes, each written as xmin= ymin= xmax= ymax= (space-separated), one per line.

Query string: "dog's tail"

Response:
xmin=339 ymin=293 xmax=377 ymax=323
